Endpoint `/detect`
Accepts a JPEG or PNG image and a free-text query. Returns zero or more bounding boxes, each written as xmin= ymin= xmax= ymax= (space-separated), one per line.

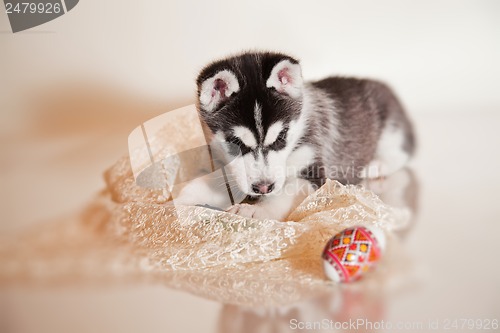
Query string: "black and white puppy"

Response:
xmin=177 ymin=51 xmax=415 ymax=220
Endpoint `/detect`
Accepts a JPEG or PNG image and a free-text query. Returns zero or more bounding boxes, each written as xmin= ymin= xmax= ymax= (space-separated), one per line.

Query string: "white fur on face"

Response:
xmin=240 ymin=118 xmax=307 ymax=194
xmin=261 ymin=149 xmax=288 ymax=191
xmin=212 ymin=105 xmax=309 ymax=195
xmin=266 ymin=60 xmax=303 ymax=99
xmin=199 ymin=70 xmax=240 ymax=112
xmin=232 ymin=126 xmax=257 ymax=148
xmin=264 ymin=121 xmax=284 ymax=146
xmin=212 ymin=130 xmax=250 ymax=194
xmin=254 ymin=101 xmax=263 ymax=140
xmin=240 ymin=116 xmax=307 ymax=193
xmin=235 ymin=148 xmax=285 ymax=194
xmin=216 ymin=141 xmax=288 ymax=195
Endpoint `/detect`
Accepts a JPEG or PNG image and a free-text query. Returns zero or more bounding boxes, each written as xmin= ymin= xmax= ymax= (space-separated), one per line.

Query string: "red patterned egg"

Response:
xmin=322 ymin=226 xmax=386 ymax=283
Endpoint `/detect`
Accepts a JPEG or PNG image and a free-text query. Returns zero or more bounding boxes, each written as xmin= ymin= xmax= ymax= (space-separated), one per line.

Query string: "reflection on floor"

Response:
xmin=0 ymin=165 xmax=421 ymax=333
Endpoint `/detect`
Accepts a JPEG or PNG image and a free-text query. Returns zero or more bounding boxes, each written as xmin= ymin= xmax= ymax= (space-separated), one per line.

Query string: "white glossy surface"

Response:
xmin=1 ymin=1 xmax=500 ymax=332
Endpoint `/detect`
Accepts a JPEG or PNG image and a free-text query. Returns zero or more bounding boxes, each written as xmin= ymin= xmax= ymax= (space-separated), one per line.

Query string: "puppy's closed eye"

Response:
xmin=268 ymin=128 xmax=288 ymax=151
xmin=226 ymin=136 xmax=252 ymax=155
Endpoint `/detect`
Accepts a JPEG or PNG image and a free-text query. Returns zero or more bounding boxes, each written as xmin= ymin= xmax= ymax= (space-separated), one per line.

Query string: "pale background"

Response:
xmin=2 ymin=0 xmax=500 ymax=114
xmin=1 ymin=1 xmax=500 ymax=332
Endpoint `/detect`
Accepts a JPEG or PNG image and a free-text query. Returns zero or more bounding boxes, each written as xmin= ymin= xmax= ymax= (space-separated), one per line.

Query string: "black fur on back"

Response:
xmin=304 ymin=77 xmax=415 ymax=184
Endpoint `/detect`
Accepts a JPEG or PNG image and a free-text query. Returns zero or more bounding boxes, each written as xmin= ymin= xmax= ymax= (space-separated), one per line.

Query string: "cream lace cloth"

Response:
xmin=0 ymin=107 xmax=415 ymax=306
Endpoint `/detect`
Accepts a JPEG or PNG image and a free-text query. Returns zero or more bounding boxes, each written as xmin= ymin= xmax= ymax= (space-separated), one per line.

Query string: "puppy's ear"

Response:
xmin=199 ymin=70 xmax=240 ymax=112
xmin=266 ymin=59 xmax=303 ymax=99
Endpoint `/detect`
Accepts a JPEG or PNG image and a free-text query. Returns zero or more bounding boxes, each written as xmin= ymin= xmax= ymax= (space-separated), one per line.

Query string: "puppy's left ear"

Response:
xmin=266 ymin=59 xmax=303 ymax=99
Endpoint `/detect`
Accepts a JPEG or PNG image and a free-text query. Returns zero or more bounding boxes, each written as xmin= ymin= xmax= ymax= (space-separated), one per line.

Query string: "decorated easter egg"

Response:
xmin=322 ymin=226 xmax=386 ymax=283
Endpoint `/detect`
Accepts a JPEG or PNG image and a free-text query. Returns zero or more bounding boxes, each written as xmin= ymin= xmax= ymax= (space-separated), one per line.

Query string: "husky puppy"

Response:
xmin=178 ymin=51 xmax=415 ymax=220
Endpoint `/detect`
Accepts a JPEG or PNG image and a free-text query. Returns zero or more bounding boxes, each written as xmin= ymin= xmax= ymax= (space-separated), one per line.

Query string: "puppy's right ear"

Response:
xmin=198 ymin=70 xmax=240 ymax=112
xmin=266 ymin=59 xmax=303 ymax=99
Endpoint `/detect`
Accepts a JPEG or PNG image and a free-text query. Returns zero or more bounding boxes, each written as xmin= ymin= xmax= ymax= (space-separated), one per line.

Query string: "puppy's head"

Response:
xmin=196 ymin=52 xmax=305 ymax=196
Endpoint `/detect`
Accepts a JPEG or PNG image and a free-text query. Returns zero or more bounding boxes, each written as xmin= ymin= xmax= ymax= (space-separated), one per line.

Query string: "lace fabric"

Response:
xmin=0 ymin=109 xmax=415 ymax=306
xmin=93 ymin=173 xmax=410 ymax=272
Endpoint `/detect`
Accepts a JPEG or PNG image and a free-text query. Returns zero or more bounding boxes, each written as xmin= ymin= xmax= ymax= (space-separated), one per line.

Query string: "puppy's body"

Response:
xmin=177 ymin=52 xmax=415 ymax=220
xmin=299 ymin=77 xmax=415 ymax=185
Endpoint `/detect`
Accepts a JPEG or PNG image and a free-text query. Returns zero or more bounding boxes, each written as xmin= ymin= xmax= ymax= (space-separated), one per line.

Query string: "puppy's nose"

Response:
xmin=252 ymin=182 xmax=275 ymax=194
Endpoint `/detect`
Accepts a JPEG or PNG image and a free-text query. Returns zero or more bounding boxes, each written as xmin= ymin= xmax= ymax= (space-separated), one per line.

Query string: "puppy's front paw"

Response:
xmin=226 ymin=203 xmax=269 ymax=219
